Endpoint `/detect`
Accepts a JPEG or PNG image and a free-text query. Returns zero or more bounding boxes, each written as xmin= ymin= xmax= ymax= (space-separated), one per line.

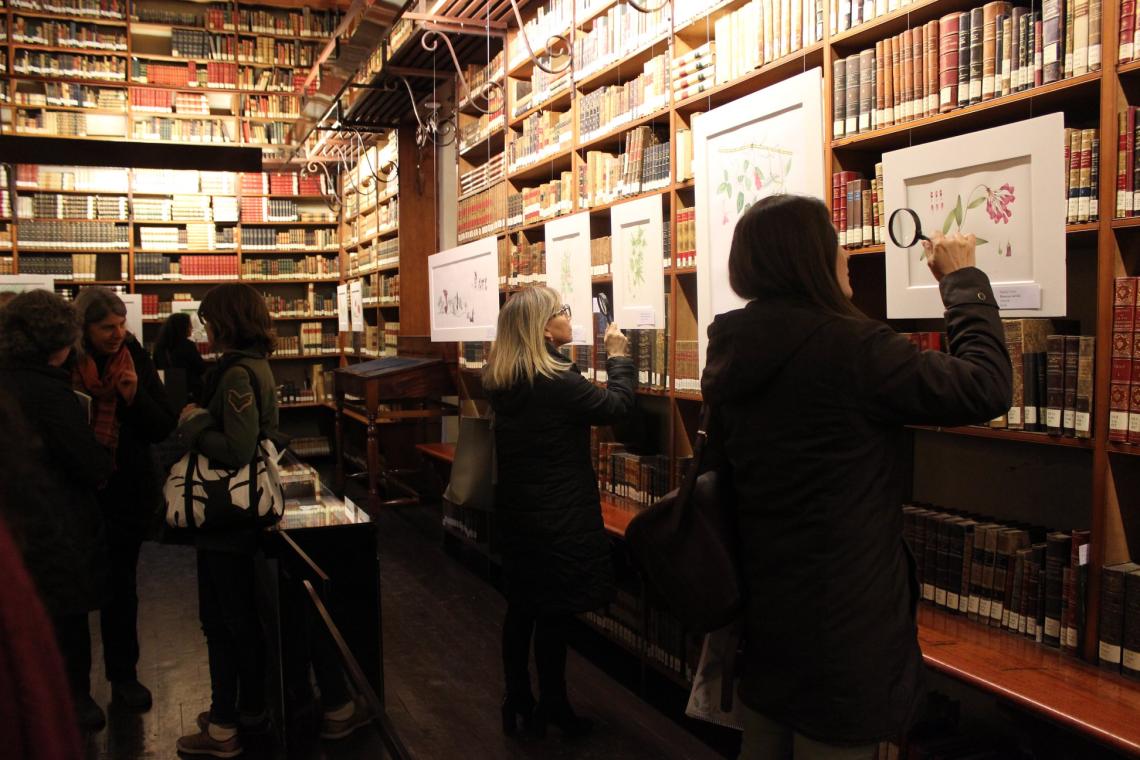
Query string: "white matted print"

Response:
xmin=545 ymin=212 xmax=593 ymax=344
xmin=170 ymin=301 xmax=206 ymax=343
xmin=429 ymin=235 xmax=500 ymax=342
xmin=610 ymin=195 xmax=665 ymax=329
xmin=119 ymin=293 xmax=144 ymax=339
xmin=695 ymin=67 xmax=825 ymax=372
xmin=883 ymin=113 xmax=1066 ymax=318
xmin=0 ymin=274 xmax=55 ymax=295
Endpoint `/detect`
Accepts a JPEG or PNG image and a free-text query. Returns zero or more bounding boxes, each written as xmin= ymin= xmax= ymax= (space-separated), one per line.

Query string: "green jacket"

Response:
xmin=178 ymin=349 xmax=278 ymax=468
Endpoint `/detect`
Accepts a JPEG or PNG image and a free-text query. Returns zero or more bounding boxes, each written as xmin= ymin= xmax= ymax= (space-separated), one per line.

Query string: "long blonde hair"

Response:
xmin=482 ymin=286 xmax=570 ymax=391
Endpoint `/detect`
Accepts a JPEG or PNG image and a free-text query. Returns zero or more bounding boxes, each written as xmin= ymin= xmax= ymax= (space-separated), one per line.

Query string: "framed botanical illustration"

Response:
xmin=170 ymin=300 xmax=207 ymax=343
xmin=349 ymin=280 xmax=363 ymax=333
xmin=882 ymin=113 xmax=1066 ymax=318
xmin=119 ymin=293 xmax=144 ymax=338
xmin=428 ymin=235 xmax=500 ymax=342
xmin=544 ymin=212 xmax=593 ymax=344
xmin=610 ymin=195 xmax=665 ymax=329
xmin=694 ymin=67 xmax=826 ymax=371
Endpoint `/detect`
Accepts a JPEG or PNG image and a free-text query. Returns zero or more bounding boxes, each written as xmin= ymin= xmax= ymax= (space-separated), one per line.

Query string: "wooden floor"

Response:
xmin=84 ymin=502 xmax=724 ymax=760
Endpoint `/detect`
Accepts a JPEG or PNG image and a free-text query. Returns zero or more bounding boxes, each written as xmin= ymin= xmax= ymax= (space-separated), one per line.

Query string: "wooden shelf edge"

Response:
xmin=908 ymin=425 xmax=1094 ymax=449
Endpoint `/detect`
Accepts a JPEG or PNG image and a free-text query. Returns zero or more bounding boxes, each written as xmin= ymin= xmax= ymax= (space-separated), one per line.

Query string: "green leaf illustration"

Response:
xmin=953 ymin=195 xmax=963 ymax=227
xmin=785 ymin=159 xmax=792 ymax=174
xmin=974 ymin=237 xmax=988 ymax=245
xmin=736 ymin=192 xmax=745 ymax=213
xmin=743 ymin=160 xmax=749 ymax=171
xmin=942 ymin=209 xmax=955 ymax=234
xmin=967 ymin=196 xmax=986 ymax=209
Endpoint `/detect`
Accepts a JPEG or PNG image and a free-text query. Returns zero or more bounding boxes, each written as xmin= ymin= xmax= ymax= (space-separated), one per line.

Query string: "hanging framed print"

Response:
xmin=119 ymin=293 xmax=144 ymax=339
xmin=0 ymin=274 xmax=55 ymax=295
xmin=882 ymin=113 xmax=1066 ymax=318
xmin=610 ymin=195 xmax=666 ymax=329
xmin=694 ymin=67 xmax=825 ymax=372
xmin=428 ymin=235 xmax=500 ymax=342
xmin=544 ymin=212 xmax=593 ymax=344
xmin=349 ymin=280 xmax=363 ymax=333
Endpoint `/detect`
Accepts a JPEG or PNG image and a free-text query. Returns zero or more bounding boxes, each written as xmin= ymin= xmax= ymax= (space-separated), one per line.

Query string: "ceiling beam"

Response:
xmin=0 ymin=137 xmax=262 ymax=172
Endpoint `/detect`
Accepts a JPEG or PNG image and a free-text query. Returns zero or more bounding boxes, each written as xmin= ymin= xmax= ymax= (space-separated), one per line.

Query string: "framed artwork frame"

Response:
xmin=545 ymin=211 xmax=594 ymax=344
xmin=0 ymin=274 xmax=55 ymax=295
xmin=882 ymin=113 xmax=1066 ymax=318
xmin=610 ymin=195 xmax=666 ymax=329
xmin=428 ymin=235 xmax=500 ymax=342
xmin=694 ymin=67 xmax=826 ymax=372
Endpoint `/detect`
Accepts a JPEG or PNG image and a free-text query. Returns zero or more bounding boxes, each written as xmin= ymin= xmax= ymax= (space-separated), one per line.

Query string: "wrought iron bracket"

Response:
xmin=507 ymin=0 xmax=572 ymax=75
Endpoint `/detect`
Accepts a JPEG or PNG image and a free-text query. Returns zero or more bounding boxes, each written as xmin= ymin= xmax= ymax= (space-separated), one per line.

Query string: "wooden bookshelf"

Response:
xmin=908 ymin=425 xmax=1096 ymax=450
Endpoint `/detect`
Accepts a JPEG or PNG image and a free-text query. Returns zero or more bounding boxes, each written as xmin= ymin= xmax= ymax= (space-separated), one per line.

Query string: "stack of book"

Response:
xmin=508 ymin=110 xmax=573 ymax=172
xmin=572 ymin=1 xmax=670 ymax=83
xmin=831 ymin=165 xmax=884 ymax=248
xmin=903 ymin=506 xmax=1091 ymax=655
xmin=1110 ymin=277 xmax=1140 ymax=445
xmin=833 ymin=1 xmax=1101 ymax=140
xmin=1097 ymin=561 xmax=1140 ymax=676
xmin=460 ymin=154 xmax=506 ymax=199
xmin=672 ymin=43 xmax=715 ymax=102
xmin=580 ymin=128 xmax=669 ymax=207
xmin=578 ymin=54 xmax=669 ymax=142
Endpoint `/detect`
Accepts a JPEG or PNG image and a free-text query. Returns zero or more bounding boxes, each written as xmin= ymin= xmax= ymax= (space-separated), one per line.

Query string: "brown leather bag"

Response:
xmin=625 ymin=405 xmax=742 ymax=633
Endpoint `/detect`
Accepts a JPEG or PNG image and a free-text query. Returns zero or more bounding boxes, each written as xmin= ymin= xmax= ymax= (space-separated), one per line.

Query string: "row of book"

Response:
xmin=242 ymin=228 xmax=338 ymax=250
xmin=580 ymin=131 xmax=671 ymax=208
xmin=169 ymin=29 xmax=235 ymax=61
xmin=287 ymin=437 xmax=333 ymax=458
xmin=14 ymin=52 xmax=127 ymax=81
xmin=503 ymin=237 xmax=547 ymax=288
xmin=15 ymin=165 xmax=129 ymax=192
xmin=458 ymin=109 xmax=505 ymax=156
xmin=571 ymin=1 xmax=669 ymax=83
xmin=460 ymin=154 xmax=505 ymax=200
xmin=235 ymin=37 xmax=317 ymax=68
xmin=832 ymin=165 xmax=884 ymax=249
xmin=361 ymin=273 xmax=400 ymax=304
xmin=17 ymin=253 xmax=127 ymax=280
xmin=509 ymin=65 xmax=572 ymax=121
xmin=13 ymin=83 xmax=126 ymax=111
xmin=348 ymin=323 xmax=399 ymax=358
xmin=508 ymin=111 xmax=573 ymax=172
xmin=1110 ymin=276 xmax=1140 ymax=444
xmin=442 ymin=501 xmax=491 ymax=544
xmin=596 ymin=443 xmax=671 ymax=509
xmin=1114 ymin=107 xmax=1140 ymax=218
xmin=0 ymin=257 xmax=13 ymax=276
xmin=578 ymin=54 xmax=669 ymax=143
xmin=18 ymin=220 xmax=129 ymax=248
xmin=241 ymin=121 xmax=294 ymax=146
xmin=1065 ymin=126 xmax=1101 ymax=224
xmin=260 ymin=289 xmax=336 ymax=319
xmin=457 ymin=182 xmax=508 ymax=244
xmin=242 ymin=94 xmax=301 ymax=120
xmin=235 ymin=7 xmax=340 ymax=38
xmin=902 ymin=505 xmax=1091 ymax=654
xmin=510 ymin=174 xmax=577 ymax=228
xmin=459 ymin=51 xmax=504 ymax=110
xmin=132 ymin=117 xmax=234 ymax=144
xmin=295 ymin=322 xmax=335 ymax=356
xmin=243 ymin=171 xmax=326 ymax=197
xmin=11 ymin=0 xmax=126 ymax=20
xmin=352 ymin=201 xmax=399 ymax=241
xmin=241 ymin=256 xmax=338 ymax=280
xmin=130 ymin=4 xmax=223 ymax=28
xmin=130 ymin=89 xmax=211 ymax=115
xmin=506 ymin=0 xmax=572 ymax=72
xmin=711 ymin=0 xmax=820 ymax=88
xmin=11 ymin=17 xmax=127 ymax=50
xmin=832 ymin=0 xmax=1102 ymax=140
xmin=345 ymin=239 xmax=399 ymax=278
xmin=675 ymin=208 xmax=696 ymax=268
xmin=1098 ymin=560 xmax=1140 ymax=675
xmin=673 ymin=0 xmax=824 ymax=52
xmin=274 ymin=333 xmax=338 ymax=357
xmin=12 ymin=111 xmax=117 ymax=138
xmin=590 ymin=235 xmax=612 ymax=277
xmin=457 ymin=341 xmax=489 ymax=370
xmin=134 ymin=253 xmax=237 ymax=280
xmin=993 ymin=320 xmax=1095 ymax=435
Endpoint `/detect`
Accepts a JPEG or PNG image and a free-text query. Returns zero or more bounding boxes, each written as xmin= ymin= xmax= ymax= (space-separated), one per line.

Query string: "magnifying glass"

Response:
xmin=888 ymin=208 xmax=930 ymax=248
xmin=594 ymin=292 xmax=613 ymax=324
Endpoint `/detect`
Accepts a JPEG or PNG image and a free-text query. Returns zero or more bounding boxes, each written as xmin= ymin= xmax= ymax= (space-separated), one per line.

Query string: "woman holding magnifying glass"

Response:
xmin=701 ymin=195 xmax=1011 ymax=759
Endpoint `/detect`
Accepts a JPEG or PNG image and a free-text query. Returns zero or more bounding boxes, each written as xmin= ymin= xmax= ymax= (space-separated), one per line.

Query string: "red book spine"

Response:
xmin=939 ymin=14 xmax=961 ymax=112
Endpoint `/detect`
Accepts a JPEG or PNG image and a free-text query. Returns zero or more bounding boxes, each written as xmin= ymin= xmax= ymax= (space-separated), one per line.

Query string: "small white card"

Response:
xmin=994 ymin=284 xmax=1042 ymax=310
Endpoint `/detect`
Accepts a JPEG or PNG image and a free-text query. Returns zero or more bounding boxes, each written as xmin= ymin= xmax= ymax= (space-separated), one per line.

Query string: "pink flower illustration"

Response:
xmin=985 ymin=184 xmax=1016 ymax=224
xmin=753 ymin=170 xmax=763 ymax=190
xmin=1005 ymin=242 xmax=1012 ymax=257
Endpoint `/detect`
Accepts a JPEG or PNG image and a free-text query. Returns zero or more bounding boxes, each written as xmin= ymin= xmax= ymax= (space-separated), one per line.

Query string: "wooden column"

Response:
xmin=397 ymin=125 xmax=438 ymax=342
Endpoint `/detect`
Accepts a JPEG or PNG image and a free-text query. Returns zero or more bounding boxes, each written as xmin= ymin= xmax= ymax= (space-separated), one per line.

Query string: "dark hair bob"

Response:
xmin=727 ymin=194 xmax=862 ymax=318
xmin=0 ymin=289 xmax=80 ymax=364
xmin=198 ymin=283 xmax=275 ymax=355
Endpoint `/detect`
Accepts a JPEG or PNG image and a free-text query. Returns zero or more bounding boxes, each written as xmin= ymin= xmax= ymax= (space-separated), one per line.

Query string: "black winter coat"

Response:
xmin=488 ymin=348 xmax=637 ymax=615
xmin=0 ymin=360 xmax=115 ymax=615
xmin=701 ymin=268 xmax=1012 ymax=745
xmin=92 ymin=336 xmax=177 ymax=536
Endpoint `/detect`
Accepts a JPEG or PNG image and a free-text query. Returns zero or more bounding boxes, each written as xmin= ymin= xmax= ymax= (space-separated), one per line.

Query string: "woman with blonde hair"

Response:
xmin=484 ymin=286 xmax=636 ymax=739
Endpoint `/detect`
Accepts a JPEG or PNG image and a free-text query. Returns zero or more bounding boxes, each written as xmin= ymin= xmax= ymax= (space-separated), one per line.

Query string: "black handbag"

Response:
xmin=443 ymin=415 xmax=496 ymax=511
xmin=625 ymin=404 xmax=742 ymax=633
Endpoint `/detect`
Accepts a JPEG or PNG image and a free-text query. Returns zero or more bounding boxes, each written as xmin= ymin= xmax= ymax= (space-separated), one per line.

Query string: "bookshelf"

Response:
xmin=436 ymin=0 xmax=1140 ymax=740
xmin=0 ymin=0 xmax=341 ymax=161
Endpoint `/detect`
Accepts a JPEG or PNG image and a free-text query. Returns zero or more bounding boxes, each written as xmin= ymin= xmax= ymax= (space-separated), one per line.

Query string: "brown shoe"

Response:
xmin=319 ymin=697 xmax=371 ymax=740
xmin=196 ymin=712 xmax=271 ymax=735
xmin=176 ymin=728 xmax=242 ymax=758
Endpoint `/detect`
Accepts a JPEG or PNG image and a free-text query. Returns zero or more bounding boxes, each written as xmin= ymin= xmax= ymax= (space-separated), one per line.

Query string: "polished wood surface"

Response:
xmin=415 ymin=442 xmax=456 ymax=464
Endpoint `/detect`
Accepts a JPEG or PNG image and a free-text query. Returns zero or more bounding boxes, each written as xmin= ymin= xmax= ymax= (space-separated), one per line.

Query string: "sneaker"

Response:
xmin=73 ymin=693 xmax=106 ymax=732
xmin=196 ymin=711 xmax=271 ymax=736
xmin=319 ymin=697 xmax=372 ymax=741
xmin=111 ymin=680 xmax=153 ymax=712
xmin=176 ymin=729 xmax=242 ymax=758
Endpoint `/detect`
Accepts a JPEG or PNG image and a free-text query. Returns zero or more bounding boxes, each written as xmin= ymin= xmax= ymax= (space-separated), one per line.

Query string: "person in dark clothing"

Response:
xmin=0 ymin=289 xmax=115 ymax=733
xmin=484 ymin=286 xmax=637 ymax=739
xmin=154 ymin=311 xmax=207 ymax=404
xmin=71 ymin=287 xmax=176 ymax=715
xmin=700 ymin=195 xmax=1012 ymax=758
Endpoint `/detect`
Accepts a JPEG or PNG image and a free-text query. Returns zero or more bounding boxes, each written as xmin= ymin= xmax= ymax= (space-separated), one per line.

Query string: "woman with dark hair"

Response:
xmin=154 ymin=311 xmax=207 ymax=403
xmin=71 ymin=286 xmax=176 ymax=716
xmin=0 ymin=289 xmax=115 ymax=732
xmin=483 ymin=286 xmax=635 ymax=739
xmin=701 ymin=195 xmax=1012 ymax=758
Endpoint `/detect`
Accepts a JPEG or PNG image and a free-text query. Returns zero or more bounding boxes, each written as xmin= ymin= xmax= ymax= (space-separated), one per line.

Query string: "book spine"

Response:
xmin=1046 ymin=334 xmax=1066 ymax=434
xmin=1063 ymin=334 xmax=1080 ymax=436
xmin=939 ymin=14 xmax=960 ymax=112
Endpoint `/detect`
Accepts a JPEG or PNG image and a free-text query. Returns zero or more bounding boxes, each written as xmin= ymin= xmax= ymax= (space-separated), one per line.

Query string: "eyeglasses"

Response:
xmin=552 ymin=304 xmax=572 ymax=320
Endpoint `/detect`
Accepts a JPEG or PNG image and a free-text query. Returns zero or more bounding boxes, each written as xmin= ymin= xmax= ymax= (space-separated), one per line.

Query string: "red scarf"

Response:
xmin=74 ymin=346 xmax=136 ymax=452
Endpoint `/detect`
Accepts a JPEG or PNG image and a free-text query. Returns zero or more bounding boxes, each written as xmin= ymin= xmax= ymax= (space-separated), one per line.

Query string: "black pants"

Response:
xmin=197 ymin=549 xmax=266 ymax=725
xmin=53 ymin=613 xmax=93 ymax=696
xmin=502 ymin=603 xmax=572 ymax=705
xmin=101 ymin=528 xmax=143 ymax=684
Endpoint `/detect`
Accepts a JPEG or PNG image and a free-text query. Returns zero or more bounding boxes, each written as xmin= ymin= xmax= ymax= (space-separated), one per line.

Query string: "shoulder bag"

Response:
xmin=163 ymin=363 xmax=285 ymax=531
xmin=624 ymin=404 xmax=742 ymax=633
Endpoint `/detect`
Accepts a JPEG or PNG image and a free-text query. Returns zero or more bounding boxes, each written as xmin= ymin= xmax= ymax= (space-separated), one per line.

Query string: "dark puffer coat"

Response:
xmin=701 ymin=268 xmax=1012 ymax=745
xmin=488 ymin=347 xmax=637 ymax=615
xmin=0 ymin=361 xmax=115 ymax=615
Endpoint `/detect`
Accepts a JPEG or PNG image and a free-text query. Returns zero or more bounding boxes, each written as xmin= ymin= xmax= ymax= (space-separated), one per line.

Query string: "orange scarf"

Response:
xmin=74 ymin=346 xmax=136 ymax=452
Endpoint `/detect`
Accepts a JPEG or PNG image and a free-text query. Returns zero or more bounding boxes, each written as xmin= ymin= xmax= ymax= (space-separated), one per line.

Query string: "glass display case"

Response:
xmin=277 ymin=454 xmax=371 ymax=531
